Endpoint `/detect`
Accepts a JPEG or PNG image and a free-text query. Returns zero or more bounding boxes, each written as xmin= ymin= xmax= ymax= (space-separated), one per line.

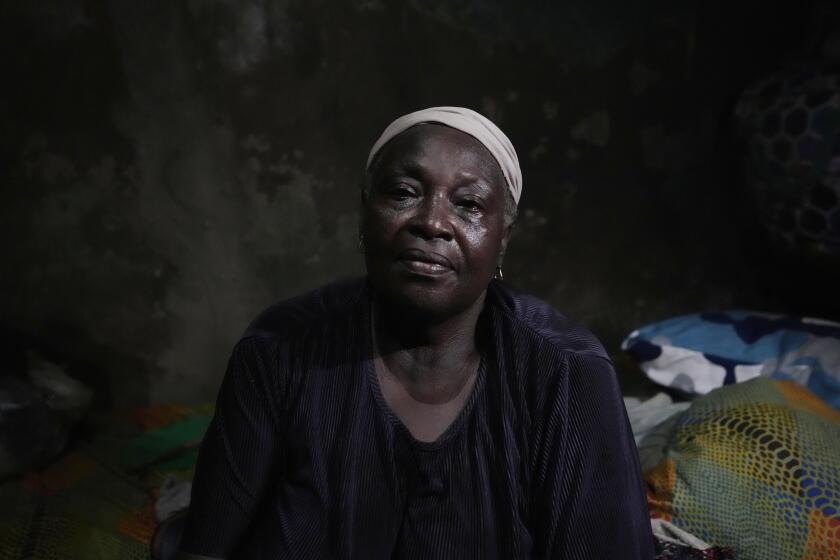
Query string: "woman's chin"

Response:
xmin=370 ymin=273 xmax=484 ymax=322
xmin=383 ymin=284 xmax=455 ymax=316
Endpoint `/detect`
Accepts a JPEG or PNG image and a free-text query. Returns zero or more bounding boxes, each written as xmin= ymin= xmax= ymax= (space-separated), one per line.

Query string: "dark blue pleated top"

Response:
xmin=181 ymin=278 xmax=654 ymax=559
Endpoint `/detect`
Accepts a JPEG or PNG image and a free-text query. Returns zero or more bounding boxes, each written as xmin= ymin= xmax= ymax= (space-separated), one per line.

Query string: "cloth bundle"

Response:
xmin=645 ymin=378 xmax=840 ymax=560
xmin=0 ymin=403 xmax=212 ymax=560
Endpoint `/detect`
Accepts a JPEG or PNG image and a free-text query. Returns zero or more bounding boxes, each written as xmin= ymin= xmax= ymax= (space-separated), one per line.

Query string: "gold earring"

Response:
xmin=494 ymin=266 xmax=504 ymax=280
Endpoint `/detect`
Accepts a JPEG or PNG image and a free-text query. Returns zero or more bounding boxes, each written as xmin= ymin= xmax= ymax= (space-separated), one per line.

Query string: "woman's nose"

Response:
xmin=409 ymin=194 xmax=453 ymax=241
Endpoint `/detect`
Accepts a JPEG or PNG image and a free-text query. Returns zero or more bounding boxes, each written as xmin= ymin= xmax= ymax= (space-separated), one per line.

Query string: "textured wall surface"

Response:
xmin=1 ymin=0 xmax=825 ymax=405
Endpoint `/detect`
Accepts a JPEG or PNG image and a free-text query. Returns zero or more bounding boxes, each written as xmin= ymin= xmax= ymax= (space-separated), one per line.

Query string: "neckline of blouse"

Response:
xmin=361 ymin=289 xmax=490 ymax=453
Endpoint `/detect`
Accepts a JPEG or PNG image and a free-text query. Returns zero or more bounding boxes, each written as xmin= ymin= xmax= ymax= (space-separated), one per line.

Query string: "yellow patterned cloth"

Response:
xmin=0 ymin=403 xmax=213 ymax=560
xmin=646 ymin=378 xmax=840 ymax=560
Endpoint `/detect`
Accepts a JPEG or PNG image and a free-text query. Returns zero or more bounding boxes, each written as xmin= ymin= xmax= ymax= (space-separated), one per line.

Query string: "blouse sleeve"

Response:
xmin=530 ymin=351 xmax=654 ymax=559
xmin=179 ymin=336 xmax=285 ymax=557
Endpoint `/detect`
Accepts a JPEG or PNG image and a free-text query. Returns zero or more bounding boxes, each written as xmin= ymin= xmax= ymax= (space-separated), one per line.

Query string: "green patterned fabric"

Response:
xmin=0 ymin=404 xmax=212 ymax=560
xmin=646 ymin=378 xmax=840 ymax=560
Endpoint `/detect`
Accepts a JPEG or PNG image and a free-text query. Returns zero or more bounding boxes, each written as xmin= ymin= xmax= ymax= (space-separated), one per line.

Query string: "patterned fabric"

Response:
xmin=655 ymin=541 xmax=736 ymax=559
xmin=646 ymin=378 xmax=840 ymax=560
xmin=622 ymin=310 xmax=840 ymax=409
xmin=735 ymin=65 xmax=840 ymax=254
xmin=652 ymin=518 xmax=736 ymax=559
xmin=0 ymin=404 xmax=212 ymax=560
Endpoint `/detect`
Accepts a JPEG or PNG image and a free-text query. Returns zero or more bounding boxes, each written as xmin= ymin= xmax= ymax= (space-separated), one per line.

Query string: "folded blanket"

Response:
xmin=625 ymin=393 xmax=692 ymax=472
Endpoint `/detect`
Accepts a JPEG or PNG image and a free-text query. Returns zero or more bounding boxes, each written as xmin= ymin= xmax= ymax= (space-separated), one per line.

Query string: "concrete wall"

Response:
xmin=1 ymin=0 xmax=825 ymax=405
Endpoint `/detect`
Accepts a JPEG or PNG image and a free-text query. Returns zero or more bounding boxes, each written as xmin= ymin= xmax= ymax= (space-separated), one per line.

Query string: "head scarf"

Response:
xmin=366 ymin=106 xmax=522 ymax=204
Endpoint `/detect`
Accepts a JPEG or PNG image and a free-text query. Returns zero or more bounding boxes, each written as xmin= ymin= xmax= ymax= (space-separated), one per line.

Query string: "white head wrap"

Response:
xmin=366 ymin=106 xmax=522 ymax=204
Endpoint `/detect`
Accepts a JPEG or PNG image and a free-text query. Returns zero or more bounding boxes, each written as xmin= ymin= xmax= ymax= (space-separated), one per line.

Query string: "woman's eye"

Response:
xmin=388 ymin=185 xmax=416 ymax=200
xmin=458 ymin=199 xmax=483 ymax=212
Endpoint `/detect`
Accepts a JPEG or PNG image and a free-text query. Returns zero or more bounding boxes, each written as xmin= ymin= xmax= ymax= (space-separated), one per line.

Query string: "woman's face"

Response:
xmin=362 ymin=124 xmax=512 ymax=319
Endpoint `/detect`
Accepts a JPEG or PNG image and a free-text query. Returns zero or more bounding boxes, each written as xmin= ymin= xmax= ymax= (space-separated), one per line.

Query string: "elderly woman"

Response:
xmin=178 ymin=108 xmax=654 ymax=559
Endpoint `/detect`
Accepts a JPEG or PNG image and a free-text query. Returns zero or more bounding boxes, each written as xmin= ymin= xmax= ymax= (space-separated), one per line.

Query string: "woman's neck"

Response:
xmin=371 ymin=292 xmax=485 ymax=404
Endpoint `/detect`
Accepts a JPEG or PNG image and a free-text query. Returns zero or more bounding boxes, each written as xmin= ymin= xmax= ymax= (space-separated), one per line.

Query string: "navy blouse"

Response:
xmin=181 ymin=278 xmax=654 ymax=559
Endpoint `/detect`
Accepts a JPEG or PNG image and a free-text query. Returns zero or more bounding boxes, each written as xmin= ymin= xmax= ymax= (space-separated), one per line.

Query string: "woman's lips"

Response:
xmin=396 ymin=248 xmax=453 ymax=276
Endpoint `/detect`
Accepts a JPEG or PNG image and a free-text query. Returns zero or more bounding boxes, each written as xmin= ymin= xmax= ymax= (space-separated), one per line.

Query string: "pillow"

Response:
xmin=645 ymin=378 xmax=840 ymax=560
xmin=622 ymin=310 xmax=840 ymax=409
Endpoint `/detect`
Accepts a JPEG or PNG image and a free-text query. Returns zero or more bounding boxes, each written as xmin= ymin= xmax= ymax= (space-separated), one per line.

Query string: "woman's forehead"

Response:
xmin=374 ymin=124 xmax=505 ymax=184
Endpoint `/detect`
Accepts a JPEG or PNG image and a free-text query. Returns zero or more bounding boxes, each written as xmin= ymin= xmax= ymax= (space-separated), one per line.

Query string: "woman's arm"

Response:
xmin=178 ymin=337 xmax=285 ymax=557
xmin=530 ymin=352 xmax=654 ymax=559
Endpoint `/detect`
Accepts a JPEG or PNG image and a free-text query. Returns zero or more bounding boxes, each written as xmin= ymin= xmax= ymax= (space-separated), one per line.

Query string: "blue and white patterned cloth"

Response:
xmin=622 ymin=311 xmax=840 ymax=409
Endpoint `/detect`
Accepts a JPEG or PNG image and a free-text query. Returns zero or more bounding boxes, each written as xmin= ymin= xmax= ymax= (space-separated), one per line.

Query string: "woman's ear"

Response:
xmin=498 ymin=222 xmax=514 ymax=265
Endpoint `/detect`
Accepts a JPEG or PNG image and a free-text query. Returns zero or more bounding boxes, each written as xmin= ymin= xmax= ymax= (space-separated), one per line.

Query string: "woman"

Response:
xmin=178 ymin=107 xmax=654 ymax=559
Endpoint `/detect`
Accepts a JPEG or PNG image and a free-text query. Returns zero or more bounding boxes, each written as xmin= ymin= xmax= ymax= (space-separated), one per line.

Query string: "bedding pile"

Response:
xmin=624 ymin=310 xmax=840 ymax=559
xmin=0 ymin=404 xmax=211 ymax=560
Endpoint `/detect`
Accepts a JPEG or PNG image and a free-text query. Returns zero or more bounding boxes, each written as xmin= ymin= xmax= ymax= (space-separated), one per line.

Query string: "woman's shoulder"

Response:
xmin=242 ymin=276 xmax=367 ymax=341
xmin=488 ymin=280 xmax=609 ymax=361
xmin=489 ymin=282 xmax=624 ymax=424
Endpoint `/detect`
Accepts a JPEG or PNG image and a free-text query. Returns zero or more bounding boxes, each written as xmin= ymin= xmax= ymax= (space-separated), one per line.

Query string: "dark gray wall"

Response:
xmin=1 ymin=0 xmax=821 ymax=405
